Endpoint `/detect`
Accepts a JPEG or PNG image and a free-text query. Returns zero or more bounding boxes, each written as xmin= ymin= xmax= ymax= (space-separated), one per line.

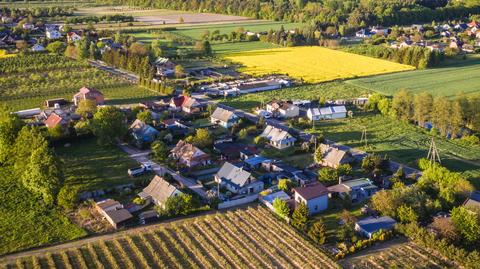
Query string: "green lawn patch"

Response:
xmin=213 ymin=41 xmax=279 ymax=55
xmin=347 ymin=60 xmax=480 ymax=97
xmin=219 ymin=81 xmax=372 ymax=111
xmin=57 ymin=138 xmax=151 ymax=191
xmin=0 ymin=167 xmax=86 ymax=255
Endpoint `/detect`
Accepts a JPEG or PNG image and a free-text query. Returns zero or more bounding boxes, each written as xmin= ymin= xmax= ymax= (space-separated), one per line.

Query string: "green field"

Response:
xmin=57 ymin=138 xmax=150 ymax=192
xmin=220 ymin=82 xmax=372 ymax=111
xmin=213 ymin=41 xmax=279 ymax=55
xmin=172 ymin=21 xmax=303 ymax=40
xmin=306 ymin=112 xmax=480 ymax=184
xmin=0 ymin=167 xmax=86 ymax=255
xmin=347 ymin=61 xmax=480 ymax=97
xmin=0 ymin=55 xmax=159 ymax=110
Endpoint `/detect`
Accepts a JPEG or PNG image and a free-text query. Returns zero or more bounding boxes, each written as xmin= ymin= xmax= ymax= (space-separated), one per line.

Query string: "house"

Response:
xmin=317 ymin=143 xmax=353 ymax=168
xmin=181 ymin=96 xmax=205 ymax=114
xmin=46 ymin=29 xmax=62 ymax=39
xmin=163 ymin=118 xmax=187 ymax=129
xmin=356 ymin=29 xmax=373 ymax=38
xmin=44 ymin=98 xmax=67 ymax=108
xmin=308 ymin=106 xmax=347 ymax=121
xmin=169 ymin=95 xmax=186 ymax=111
xmin=266 ymin=100 xmax=299 ymax=118
xmin=214 ymin=142 xmax=258 ymax=161
xmin=210 ymin=107 xmax=239 ymax=128
xmin=22 ymin=23 xmax=34 ymax=30
xmin=215 ymin=162 xmax=264 ymax=195
xmin=260 ymin=191 xmax=292 ymax=210
xmin=170 ymin=140 xmax=211 ymax=168
xmin=327 ymin=178 xmax=378 ymax=203
xmin=129 ymin=119 xmax=160 ymax=144
xmin=31 ymin=44 xmax=45 ymax=52
xmin=293 ymin=182 xmax=329 ymax=215
xmin=96 ymin=199 xmax=133 ymax=229
xmin=233 ymin=80 xmax=284 ymax=94
xmin=67 ymin=32 xmax=82 ymax=43
xmin=261 ymin=125 xmax=296 ymax=149
xmin=355 ymin=216 xmax=397 ymax=238
xmin=73 ymin=87 xmax=104 ymax=106
xmin=138 ymin=175 xmax=182 ymax=207
xmin=43 ymin=112 xmax=70 ymax=129
xmin=244 ymin=156 xmax=272 ymax=170
xmin=155 ymin=57 xmax=176 ymax=77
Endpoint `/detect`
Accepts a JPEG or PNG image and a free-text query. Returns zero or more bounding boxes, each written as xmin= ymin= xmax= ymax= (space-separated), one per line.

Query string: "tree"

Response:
xmin=21 ymin=143 xmax=62 ymax=205
xmin=77 ymin=38 xmax=90 ymax=60
xmin=278 ymin=178 xmax=296 ymax=192
xmin=391 ymin=89 xmax=413 ymax=121
xmin=136 ymin=110 xmax=153 ymax=125
xmin=291 ymin=202 xmax=309 ymax=231
xmin=91 ymin=107 xmax=127 ymax=146
xmin=46 ymin=41 xmax=66 ymax=54
xmin=273 ymin=197 xmax=290 ymax=218
xmin=89 ymin=42 xmax=99 ymax=60
xmin=413 ymin=92 xmax=433 ymax=126
xmin=57 ymin=185 xmax=79 ymax=210
xmin=308 ymin=221 xmax=327 ymax=244
xmin=64 ymin=44 xmax=77 ymax=59
xmin=450 ymin=99 xmax=464 ymax=138
xmin=451 ymin=206 xmax=480 ymax=243
xmin=238 ymin=128 xmax=248 ymax=140
xmin=175 ymin=65 xmax=185 ymax=78
xmin=254 ymin=135 xmax=268 ymax=146
xmin=158 ymin=194 xmax=198 ymax=216
xmin=189 ymin=128 xmax=212 ymax=148
xmin=314 ymin=146 xmax=323 ymax=164
xmin=76 ymin=99 xmax=97 ymax=118
xmin=151 ymin=140 xmax=168 ymax=163
xmin=432 ymin=96 xmax=451 ymax=136
xmin=0 ymin=105 xmax=23 ymax=164
xmin=397 ymin=205 xmax=418 ymax=223
xmin=129 ymin=42 xmax=148 ymax=56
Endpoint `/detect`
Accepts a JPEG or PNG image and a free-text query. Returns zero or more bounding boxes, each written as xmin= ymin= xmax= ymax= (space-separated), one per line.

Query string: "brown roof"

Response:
xmin=96 ymin=199 xmax=121 ymax=210
xmin=320 ymin=144 xmax=351 ymax=166
xmin=140 ymin=175 xmax=180 ymax=204
xmin=211 ymin=107 xmax=236 ymax=122
xmin=104 ymin=208 xmax=133 ymax=224
xmin=171 ymin=140 xmax=208 ymax=161
xmin=294 ymin=182 xmax=329 ymax=200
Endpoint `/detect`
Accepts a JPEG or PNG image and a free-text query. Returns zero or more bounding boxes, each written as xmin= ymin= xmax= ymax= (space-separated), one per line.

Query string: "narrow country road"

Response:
xmin=88 ymin=60 xmax=139 ymax=83
xmin=118 ymin=143 xmax=208 ymax=198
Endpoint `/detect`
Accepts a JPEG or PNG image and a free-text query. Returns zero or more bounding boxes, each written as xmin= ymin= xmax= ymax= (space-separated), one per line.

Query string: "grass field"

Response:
xmin=56 ymin=138 xmax=150 ymax=192
xmin=0 ymin=167 xmax=86 ymax=256
xmin=225 ymin=46 xmax=415 ymax=83
xmin=340 ymin=241 xmax=454 ymax=269
xmin=213 ymin=41 xmax=280 ymax=55
xmin=306 ymin=112 xmax=480 ymax=183
xmin=172 ymin=21 xmax=303 ymax=40
xmin=2 ymin=206 xmax=339 ymax=269
xmin=0 ymin=55 xmax=159 ymax=110
xmin=347 ymin=60 xmax=480 ymax=97
xmin=220 ymin=81 xmax=372 ymax=111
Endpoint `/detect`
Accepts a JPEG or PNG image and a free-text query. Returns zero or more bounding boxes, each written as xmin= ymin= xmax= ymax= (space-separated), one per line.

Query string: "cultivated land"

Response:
xmin=225 ymin=46 xmax=415 ymax=83
xmin=56 ymin=138 xmax=150 ymax=192
xmin=340 ymin=241 xmax=454 ymax=269
xmin=347 ymin=60 xmax=480 ymax=97
xmin=1 ymin=206 xmax=339 ymax=269
xmin=0 ymin=55 xmax=159 ymax=111
xmin=220 ymin=82 xmax=372 ymax=111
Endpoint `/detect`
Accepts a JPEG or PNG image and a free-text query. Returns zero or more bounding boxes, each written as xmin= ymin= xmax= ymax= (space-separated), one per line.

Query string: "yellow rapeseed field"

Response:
xmin=225 ymin=46 xmax=415 ymax=83
xmin=0 ymin=49 xmax=15 ymax=59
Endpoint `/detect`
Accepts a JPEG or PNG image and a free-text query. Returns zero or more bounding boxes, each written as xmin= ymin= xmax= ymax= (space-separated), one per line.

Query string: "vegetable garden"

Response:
xmin=3 ymin=206 xmax=339 ymax=269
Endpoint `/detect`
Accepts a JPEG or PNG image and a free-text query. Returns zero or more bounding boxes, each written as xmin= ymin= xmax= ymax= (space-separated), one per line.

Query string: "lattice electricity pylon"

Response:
xmin=427 ymin=136 xmax=441 ymax=164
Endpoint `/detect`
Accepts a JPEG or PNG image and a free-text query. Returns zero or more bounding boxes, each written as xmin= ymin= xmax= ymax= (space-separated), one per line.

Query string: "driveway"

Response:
xmin=118 ymin=144 xmax=208 ymax=198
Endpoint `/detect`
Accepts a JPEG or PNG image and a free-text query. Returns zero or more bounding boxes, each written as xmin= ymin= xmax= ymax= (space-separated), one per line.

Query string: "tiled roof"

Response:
xmin=139 ymin=175 xmax=180 ymax=204
xmin=211 ymin=107 xmax=236 ymax=122
xmin=293 ymin=182 xmax=329 ymax=200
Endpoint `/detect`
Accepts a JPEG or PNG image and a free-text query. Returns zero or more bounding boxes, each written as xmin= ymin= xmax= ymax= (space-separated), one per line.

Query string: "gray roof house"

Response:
xmin=261 ymin=125 xmax=296 ymax=149
xmin=318 ymin=143 xmax=353 ymax=168
xmin=215 ymin=162 xmax=264 ymax=195
xmin=138 ymin=175 xmax=183 ymax=207
xmin=327 ymin=178 xmax=378 ymax=203
xmin=355 ymin=216 xmax=397 ymax=238
xmin=95 ymin=199 xmax=133 ymax=229
xmin=210 ymin=107 xmax=239 ymax=128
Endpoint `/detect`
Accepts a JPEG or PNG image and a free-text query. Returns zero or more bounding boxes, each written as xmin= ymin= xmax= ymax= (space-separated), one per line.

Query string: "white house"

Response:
xmin=307 ymin=106 xmax=347 ymax=120
xmin=31 ymin=44 xmax=45 ymax=52
xmin=210 ymin=107 xmax=239 ymax=128
xmin=261 ymin=125 xmax=296 ymax=149
xmin=46 ymin=29 xmax=62 ymax=40
xmin=67 ymin=32 xmax=82 ymax=43
xmin=215 ymin=162 xmax=264 ymax=195
xmin=266 ymin=100 xmax=299 ymax=118
xmin=293 ymin=182 xmax=329 ymax=215
xmin=138 ymin=175 xmax=183 ymax=208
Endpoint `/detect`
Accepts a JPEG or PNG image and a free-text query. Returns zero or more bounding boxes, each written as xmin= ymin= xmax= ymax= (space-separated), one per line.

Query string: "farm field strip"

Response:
xmin=347 ymin=61 xmax=480 ymax=97
xmin=225 ymin=46 xmax=414 ymax=83
xmin=0 ymin=206 xmax=338 ymax=269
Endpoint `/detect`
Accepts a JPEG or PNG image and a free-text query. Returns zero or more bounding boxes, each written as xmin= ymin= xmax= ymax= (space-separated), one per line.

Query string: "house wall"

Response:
xmin=294 ymin=193 xmax=328 ymax=215
xmin=218 ymin=194 xmax=259 ymax=209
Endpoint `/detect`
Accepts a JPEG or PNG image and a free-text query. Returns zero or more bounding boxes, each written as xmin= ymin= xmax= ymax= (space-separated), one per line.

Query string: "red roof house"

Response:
xmin=73 ymin=87 xmax=104 ymax=106
xmin=44 ymin=112 xmax=69 ymax=128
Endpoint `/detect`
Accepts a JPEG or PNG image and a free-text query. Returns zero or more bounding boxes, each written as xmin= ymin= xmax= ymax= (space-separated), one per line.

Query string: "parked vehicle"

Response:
xmin=128 ymin=164 xmax=152 ymax=177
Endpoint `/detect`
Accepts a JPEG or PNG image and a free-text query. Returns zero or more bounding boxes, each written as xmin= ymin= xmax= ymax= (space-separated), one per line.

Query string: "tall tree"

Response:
xmin=291 ymin=202 xmax=309 ymax=231
xmin=451 ymin=206 xmax=480 ymax=244
xmin=413 ymin=92 xmax=433 ymax=126
xmin=432 ymin=96 xmax=451 ymax=136
xmin=0 ymin=105 xmax=23 ymax=165
xmin=450 ymin=99 xmax=464 ymax=138
xmin=391 ymin=89 xmax=413 ymax=121
xmin=273 ymin=198 xmax=290 ymax=218
xmin=91 ymin=107 xmax=127 ymax=146
xmin=308 ymin=221 xmax=327 ymax=244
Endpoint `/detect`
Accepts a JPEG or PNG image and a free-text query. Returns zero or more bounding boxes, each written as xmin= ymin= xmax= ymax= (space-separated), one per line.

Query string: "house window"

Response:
xmin=314 ymin=205 xmax=318 ymax=211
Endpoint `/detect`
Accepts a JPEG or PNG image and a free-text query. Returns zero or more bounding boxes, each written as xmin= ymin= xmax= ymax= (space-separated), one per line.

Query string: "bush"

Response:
xmin=57 ymin=185 xmax=79 ymax=210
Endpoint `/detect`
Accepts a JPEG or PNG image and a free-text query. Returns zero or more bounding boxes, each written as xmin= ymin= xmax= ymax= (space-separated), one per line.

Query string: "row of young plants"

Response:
xmin=0 ymin=54 xmax=86 ymax=74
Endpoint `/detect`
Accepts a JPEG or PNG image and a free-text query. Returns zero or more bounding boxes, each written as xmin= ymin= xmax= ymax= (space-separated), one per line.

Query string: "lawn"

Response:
xmin=56 ymin=138 xmax=151 ymax=191
xmin=225 ymin=46 xmax=415 ymax=83
xmin=0 ymin=167 xmax=86 ymax=255
xmin=0 ymin=54 xmax=160 ymax=110
xmin=220 ymin=81 xmax=372 ymax=111
xmin=347 ymin=60 xmax=480 ymax=97
xmin=305 ymin=112 xmax=480 ymax=183
xmin=213 ymin=41 xmax=280 ymax=55
xmin=171 ymin=21 xmax=303 ymax=40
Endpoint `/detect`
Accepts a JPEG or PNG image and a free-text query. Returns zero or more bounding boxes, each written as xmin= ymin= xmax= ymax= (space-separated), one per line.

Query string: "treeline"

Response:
xmin=139 ymin=77 xmax=175 ymax=95
xmin=343 ymin=45 xmax=443 ymax=69
xmin=65 ymin=14 xmax=134 ymax=24
xmin=260 ymin=26 xmax=320 ymax=47
xmin=95 ymin=0 xmax=480 ymax=28
xmin=367 ymin=90 xmax=480 ymax=138
xmin=0 ymin=53 xmax=87 ymax=74
xmin=202 ymin=28 xmax=259 ymax=42
xmin=0 ymin=6 xmax=73 ymax=18
xmin=101 ymin=48 xmax=154 ymax=79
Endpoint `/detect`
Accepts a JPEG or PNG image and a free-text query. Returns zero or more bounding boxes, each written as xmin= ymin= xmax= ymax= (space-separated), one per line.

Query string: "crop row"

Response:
xmin=2 ymin=206 xmax=338 ymax=269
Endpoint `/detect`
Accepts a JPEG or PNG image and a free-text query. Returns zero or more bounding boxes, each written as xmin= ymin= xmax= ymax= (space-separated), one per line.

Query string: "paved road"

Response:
xmin=88 ymin=60 xmax=139 ymax=83
xmin=118 ymin=143 xmax=208 ymax=198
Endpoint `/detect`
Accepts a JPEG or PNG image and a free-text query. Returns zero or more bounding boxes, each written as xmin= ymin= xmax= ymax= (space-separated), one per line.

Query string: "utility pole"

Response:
xmin=427 ymin=136 xmax=441 ymax=165
xmin=360 ymin=127 xmax=368 ymax=147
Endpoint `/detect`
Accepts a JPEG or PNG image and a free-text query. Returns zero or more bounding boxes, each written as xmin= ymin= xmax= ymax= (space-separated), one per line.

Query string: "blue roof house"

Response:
xmin=355 ymin=216 xmax=397 ymax=238
xmin=130 ymin=119 xmax=160 ymax=145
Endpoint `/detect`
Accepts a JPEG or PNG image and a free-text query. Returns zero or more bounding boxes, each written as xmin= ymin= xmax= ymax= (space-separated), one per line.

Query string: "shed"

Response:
xmin=355 ymin=216 xmax=397 ymax=238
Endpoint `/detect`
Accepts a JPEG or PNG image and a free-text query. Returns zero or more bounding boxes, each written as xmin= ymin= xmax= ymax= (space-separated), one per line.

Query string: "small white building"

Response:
xmin=307 ymin=105 xmax=347 ymax=121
